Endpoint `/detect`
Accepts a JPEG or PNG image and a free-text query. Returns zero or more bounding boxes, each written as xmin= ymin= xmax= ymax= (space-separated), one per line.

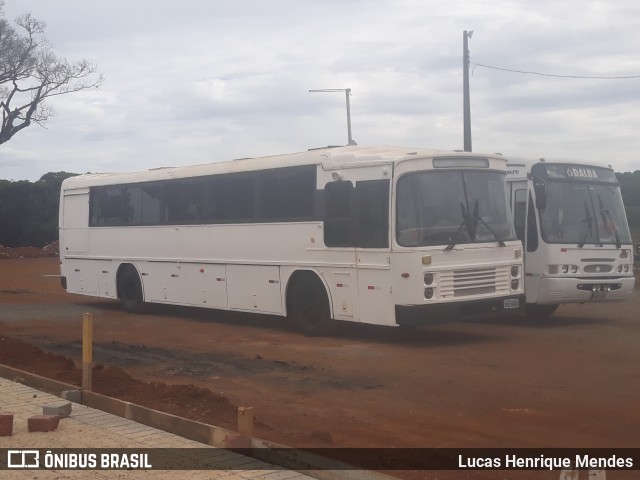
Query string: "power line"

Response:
xmin=473 ymin=62 xmax=640 ymax=79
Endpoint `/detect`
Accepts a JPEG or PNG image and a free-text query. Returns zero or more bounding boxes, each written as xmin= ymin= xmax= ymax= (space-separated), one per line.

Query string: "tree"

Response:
xmin=0 ymin=1 xmax=102 ymax=145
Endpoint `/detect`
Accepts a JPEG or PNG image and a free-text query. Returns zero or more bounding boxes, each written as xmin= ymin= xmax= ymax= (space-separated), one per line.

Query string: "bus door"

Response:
xmin=510 ymin=180 xmax=528 ymax=244
xmin=354 ymin=178 xmax=394 ymax=326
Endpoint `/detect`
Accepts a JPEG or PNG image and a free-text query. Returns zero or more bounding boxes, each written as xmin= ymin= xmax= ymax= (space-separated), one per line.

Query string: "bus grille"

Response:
xmin=439 ymin=267 xmax=509 ymax=298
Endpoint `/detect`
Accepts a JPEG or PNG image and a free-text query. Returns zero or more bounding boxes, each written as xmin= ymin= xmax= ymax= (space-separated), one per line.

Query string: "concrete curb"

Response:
xmin=0 ymin=363 xmax=395 ymax=480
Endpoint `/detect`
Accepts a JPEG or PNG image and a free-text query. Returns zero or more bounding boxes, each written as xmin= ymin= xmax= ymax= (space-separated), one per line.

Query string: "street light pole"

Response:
xmin=309 ymin=88 xmax=357 ymax=146
xmin=463 ymin=30 xmax=473 ymax=152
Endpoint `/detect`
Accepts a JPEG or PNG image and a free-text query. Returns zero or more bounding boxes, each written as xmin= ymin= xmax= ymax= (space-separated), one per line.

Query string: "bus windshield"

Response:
xmin=538 ymin=181 xmax=632 ymax=247
xmin=396 ymin=170 xmax=516 ymax=247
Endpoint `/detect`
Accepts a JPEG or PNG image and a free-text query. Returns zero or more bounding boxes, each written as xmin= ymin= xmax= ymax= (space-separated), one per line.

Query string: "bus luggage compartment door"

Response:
xmin=227 ymin=265 xmax=283 ymax=314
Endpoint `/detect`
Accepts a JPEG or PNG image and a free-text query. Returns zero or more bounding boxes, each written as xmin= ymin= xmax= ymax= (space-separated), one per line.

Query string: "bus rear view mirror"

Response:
xmin=533 ymin=177 xmax=547 ymax=210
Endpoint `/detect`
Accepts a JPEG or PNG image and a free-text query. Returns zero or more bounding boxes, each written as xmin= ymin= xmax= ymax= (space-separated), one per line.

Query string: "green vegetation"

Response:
xmin=617 ymin=171 xmax=640 ymax=244
xmin=0 ymin=170 xmax=638 ymax=248
xmin=0 ymin=172 xmax=77 ymax=247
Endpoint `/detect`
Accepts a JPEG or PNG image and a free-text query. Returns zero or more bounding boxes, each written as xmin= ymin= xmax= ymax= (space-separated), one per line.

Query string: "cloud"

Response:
xmin=1 ymin=0 xmax=639 ymax=180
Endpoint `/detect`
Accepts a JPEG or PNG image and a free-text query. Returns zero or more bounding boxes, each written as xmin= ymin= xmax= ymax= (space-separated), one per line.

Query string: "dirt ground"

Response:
xmin=1 ymin=257 xmax=639 ymax=479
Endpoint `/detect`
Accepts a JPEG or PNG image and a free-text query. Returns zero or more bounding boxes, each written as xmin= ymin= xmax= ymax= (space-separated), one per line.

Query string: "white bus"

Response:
xmin=507 ymin=158 xmax=635 ymax=316
xmin=59 ymin=145 xmax=525 ymax=335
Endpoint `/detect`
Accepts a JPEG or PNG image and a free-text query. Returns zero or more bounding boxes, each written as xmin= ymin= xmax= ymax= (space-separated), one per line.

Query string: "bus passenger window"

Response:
xmin=164 ymin=179 xmax=204 ymax=223
xmin=227 ymin=174 xmax=255 ymax=221
xmin=90 ymin=187 xmax=125 ymax=226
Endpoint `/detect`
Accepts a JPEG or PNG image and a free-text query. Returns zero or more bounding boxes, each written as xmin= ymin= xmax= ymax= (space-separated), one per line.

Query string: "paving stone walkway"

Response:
xmin=0 ymin=378 xmax=315 ymax=480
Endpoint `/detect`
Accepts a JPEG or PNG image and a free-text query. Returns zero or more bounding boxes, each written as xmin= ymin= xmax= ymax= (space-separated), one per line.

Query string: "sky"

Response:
xmin=2 ymin=0 xmax=640 ymax=181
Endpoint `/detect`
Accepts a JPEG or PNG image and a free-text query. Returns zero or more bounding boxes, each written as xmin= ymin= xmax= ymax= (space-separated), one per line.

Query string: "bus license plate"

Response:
xmin=592 ymin=291 xmax=608 ymax=299
xmin=504 ymin=298 xmax=520 ymax=309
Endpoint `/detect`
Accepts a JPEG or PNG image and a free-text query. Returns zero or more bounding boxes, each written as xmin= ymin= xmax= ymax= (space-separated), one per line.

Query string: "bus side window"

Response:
xmin=513 ymin=189 xmax=527 ymax=242
xmin=355 ymin=179 xmax=390 ymax=248
xmin=90 ymin=186 xmax=125 ymax=226
xmin=526 ymin=191 xmax=539 ymax=252
xmin=164 ymin=179 xmax=205 ymax=223
xmin=257 ymin=167 xmax=315 ymax=221
xmin=324 ymin=181 xmax=354 ymax=247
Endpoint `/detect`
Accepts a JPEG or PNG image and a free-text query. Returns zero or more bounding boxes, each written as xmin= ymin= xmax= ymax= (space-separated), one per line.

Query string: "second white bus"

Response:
xmin=507 ymin=158 xmax=635 ymax=315
xmin=59 ymin=145 xmax=525 ymax=334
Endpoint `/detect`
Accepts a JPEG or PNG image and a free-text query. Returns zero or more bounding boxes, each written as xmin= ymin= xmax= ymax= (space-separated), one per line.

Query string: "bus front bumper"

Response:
xmin=535 ymin=276 xmax=635 ymax=304
xmin=395 ymin=294 xmax=525 ymax=326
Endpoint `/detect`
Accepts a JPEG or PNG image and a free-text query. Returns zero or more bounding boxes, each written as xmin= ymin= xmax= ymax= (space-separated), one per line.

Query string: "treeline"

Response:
xmin=0 ymin=172 xmax=77 ymax=247
xmin=618 ymin=171 xmax=640 ymax=232
xmin=0 ymin=170 xmax=639 ymax=248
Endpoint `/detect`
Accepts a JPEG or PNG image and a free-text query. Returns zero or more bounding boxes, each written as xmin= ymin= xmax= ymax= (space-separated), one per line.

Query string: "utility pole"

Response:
xmin=309 ymin=88 xmax=357 ymax=146
xmin=463 ymin=30 xmax=473 ymax=152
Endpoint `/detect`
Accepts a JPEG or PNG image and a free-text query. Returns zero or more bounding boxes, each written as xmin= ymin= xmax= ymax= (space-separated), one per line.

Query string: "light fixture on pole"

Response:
xmin=309 ymin=88 xmax=357 ymax=146
xmin=463 ymin=30 xmax=473 ymax=152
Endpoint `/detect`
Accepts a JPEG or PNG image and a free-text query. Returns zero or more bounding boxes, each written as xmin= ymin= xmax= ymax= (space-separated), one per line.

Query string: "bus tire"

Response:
xmin=117 ymin=264 xmax=145 ymax=313
xmin=288 ymin=274 xmax=336 ymax=336
xmin=525 ymin=304 xmax=558 ymax=317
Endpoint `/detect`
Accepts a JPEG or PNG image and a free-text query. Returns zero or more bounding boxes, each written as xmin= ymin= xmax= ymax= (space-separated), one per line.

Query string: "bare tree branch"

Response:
xmin=0 ymin=7 xmax=102 ymax=145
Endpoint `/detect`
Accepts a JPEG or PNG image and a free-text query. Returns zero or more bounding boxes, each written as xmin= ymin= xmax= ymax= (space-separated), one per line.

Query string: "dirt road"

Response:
xmin=1 ymin=258 xmax=639 ymax=475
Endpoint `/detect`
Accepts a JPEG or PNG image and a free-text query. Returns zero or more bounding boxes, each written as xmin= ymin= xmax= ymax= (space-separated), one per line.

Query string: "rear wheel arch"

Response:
xmin=285 ymin=269 xmax=336 ymax=336
xmin=116 ymin=263 xmax=146 ymax=313
xmin=284 ymin=269 xmax=334 ymax=318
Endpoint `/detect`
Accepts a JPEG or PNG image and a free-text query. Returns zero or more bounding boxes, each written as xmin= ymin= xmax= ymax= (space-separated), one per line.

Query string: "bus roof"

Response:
xmin=62 ymin=145 xmax=506 ymax=189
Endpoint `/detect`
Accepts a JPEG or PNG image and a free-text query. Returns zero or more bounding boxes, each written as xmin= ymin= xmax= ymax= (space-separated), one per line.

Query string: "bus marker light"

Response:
xmin=422 ymin=255 xmax=432 ymax=265
xmin=401 ymin=273 xmax=410 ymax=278
xmin=199 ymin=268 xmax=205 ymax=273
xmin=368 ymin=285 xmax=375 ymax=290
xmin=561 ymin=248 xmax=568 ymax=253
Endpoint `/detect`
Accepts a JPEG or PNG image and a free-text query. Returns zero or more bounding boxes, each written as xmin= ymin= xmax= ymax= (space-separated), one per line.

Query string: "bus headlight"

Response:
xmin=549 ymin=264 xmax=578 ymax=275
xmin=424 ymin=288 xmax=434 ymax=299
xmin=511 ymin=279 xmax=519 ymax=290
xmin=510 ymin=266 xmax=519 ymax=277
xmin=424 ymin=273 xmax=434 ymax=285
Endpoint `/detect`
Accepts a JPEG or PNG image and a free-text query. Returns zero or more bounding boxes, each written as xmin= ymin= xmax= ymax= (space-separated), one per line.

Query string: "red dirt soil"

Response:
xmin=2 ymin=256 xmax=640 ymax=480
xmin=0 ymin=334 xmax=238 ymax=431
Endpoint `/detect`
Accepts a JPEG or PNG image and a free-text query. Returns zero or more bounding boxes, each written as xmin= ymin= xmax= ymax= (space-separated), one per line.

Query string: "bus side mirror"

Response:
xmin=533 ymin=178 xmax=547 ymax=210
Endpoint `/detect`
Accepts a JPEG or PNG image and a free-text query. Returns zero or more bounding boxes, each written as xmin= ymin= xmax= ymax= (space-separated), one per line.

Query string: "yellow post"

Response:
xmin=82 ymin=313 xmax=93 ymax=391
xmin=237 ymin=407 xmax=254 ymax=437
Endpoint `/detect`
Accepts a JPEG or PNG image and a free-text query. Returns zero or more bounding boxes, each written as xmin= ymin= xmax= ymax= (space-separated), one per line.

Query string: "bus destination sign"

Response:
xmin=532 ymin=163 xmax=618 ymax=184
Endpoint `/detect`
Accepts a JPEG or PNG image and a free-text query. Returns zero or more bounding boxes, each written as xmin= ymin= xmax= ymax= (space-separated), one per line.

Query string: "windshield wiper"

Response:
xmin=598 ymin=194 xmax=621 ymax=249
xmin=470 ymin=199 xmax=505 ymax=247
xmin=445 ymin=200 xmax=506 ymax=250
xmin=476 ymin=216 xmax=506 ymax=246
xmin=577 ymin=200 xmax=594 ymax=248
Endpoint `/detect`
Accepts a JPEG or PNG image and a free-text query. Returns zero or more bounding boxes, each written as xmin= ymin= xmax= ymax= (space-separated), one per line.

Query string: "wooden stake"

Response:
xmin=237 ymin=406 xmax=254 ymax=437
xmin=82 ymin=313 xmax=93 ymax=391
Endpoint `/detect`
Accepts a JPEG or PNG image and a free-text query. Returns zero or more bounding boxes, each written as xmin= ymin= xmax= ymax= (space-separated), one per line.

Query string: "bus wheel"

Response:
xmin=525 ymin=304 xmax=558 ymax=317
xmin=289 ymin=275 xmax=336 ymax=336
xmin=117 ymin=265 xmax=145 ymax=313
